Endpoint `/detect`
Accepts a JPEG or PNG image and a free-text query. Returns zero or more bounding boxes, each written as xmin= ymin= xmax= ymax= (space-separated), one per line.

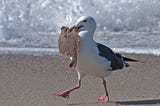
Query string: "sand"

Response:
xmin=0 ymin=53 xmax=160 ymax=106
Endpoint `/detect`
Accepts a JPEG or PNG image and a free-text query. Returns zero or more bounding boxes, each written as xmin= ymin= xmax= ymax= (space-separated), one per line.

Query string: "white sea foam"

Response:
xmin=0 ymin=0 xmax=160 ymax=54
xmin=0 ymin=47 xmax=160 ymax=56
xmin=113 ymin=47 xmax=160 ymax=56
xmin=0 ymin=47 xmax=58 ymax=56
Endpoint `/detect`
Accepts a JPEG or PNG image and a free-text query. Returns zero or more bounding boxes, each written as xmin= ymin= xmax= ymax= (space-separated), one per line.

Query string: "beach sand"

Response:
xmin=0 ymin=53 xmax=160 ymax=106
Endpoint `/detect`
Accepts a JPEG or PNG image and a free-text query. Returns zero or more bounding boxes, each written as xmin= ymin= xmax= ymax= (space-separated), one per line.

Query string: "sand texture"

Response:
xmin=0 ymin=54 xmax=160 ymax=106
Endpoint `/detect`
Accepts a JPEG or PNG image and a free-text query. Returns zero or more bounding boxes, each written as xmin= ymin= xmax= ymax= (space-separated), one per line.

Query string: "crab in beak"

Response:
xmin=68 ymin=25 xmax=83 ymax=33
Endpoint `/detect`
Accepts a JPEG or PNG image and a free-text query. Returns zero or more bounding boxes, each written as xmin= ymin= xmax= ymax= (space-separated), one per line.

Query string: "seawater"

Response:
xmin=0 ymin=0 xmax=160 ymax=55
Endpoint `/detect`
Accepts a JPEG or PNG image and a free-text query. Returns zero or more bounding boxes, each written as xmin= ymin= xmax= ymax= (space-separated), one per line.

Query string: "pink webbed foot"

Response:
xmin=97 ymin=94 xmax=109 ymax=103
xmin=54 ymin=74 xmax=81 ymax=99
xmin=54 ymin=91 xmax=70 ymax=99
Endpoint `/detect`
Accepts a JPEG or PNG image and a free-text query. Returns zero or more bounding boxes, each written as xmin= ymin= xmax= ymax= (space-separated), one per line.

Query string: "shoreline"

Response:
xmin=1 ymin=47 xmax=160 ymax=56
xmin=0 ymin=53 xmax=160 ymax=106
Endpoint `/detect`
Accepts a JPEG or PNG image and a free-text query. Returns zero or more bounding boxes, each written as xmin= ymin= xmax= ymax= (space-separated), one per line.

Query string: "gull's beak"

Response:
xmin=73 ymin=25 xmax=83 ymax=32
xmin=68 ymin=25 xmax=83 ymax=32
xmin=75 ymin=25 xmax=83 ymax=30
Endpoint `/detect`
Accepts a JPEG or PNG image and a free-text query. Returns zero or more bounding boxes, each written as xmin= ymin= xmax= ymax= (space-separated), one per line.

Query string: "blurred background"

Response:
xmin=0 ymin=0 xmax=160 ymax=54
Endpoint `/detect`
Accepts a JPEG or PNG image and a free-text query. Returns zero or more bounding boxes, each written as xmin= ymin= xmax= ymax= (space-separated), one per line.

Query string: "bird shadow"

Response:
xmin=67 ymin=99 xmax=160 ymax=105
xmin=116 ymin=99 xmax=160 ymax=105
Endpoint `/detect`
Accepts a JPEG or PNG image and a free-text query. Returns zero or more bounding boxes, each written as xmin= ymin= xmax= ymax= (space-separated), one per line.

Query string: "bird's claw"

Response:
xmin=97 ymin=95 xmax=109 ymax=103
xmin=54 ymin=91 xmax=70 ymax=99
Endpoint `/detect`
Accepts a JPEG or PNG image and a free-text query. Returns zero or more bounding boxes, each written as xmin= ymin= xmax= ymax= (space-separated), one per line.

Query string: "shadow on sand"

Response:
xmin=68 ymin=99 xmax=160 ymax=105
xmin=116 ymin=99 xmax=160 ymax=105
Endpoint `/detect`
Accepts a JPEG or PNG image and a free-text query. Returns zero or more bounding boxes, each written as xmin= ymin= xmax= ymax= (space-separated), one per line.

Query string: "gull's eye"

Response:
xmin=83 ymin=20 xmax=87 ymax=22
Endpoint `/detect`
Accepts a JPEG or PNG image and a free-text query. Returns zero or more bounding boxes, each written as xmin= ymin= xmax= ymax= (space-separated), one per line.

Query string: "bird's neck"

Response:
xmin=78 ymin=31 xmax=96 ymax=50
xmin=78 ymin=31 xmax=94 ymax=41
xmin=77 ymin=31 xmax=97 ymax=61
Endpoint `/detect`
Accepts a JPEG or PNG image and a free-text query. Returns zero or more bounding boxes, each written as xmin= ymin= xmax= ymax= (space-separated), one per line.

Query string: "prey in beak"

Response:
xmin=67 ymin=25 xmax=83 ymax=33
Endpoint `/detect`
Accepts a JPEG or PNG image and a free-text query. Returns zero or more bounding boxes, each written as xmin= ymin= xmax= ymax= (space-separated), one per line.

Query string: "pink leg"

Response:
xmin=97 ymin=79 xmax=109 ymax=102
xmin=54 ymin=71 xmax=82 ymax=99
xmin=54 ymin=80 xmax=81 ymax=99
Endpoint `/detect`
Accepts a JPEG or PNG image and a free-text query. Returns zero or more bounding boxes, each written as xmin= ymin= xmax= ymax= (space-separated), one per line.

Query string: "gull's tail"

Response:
xmin=116 ymin=53 xmax=139 ymax=62
xmin=116 ymin=53 xmax=140 ymax=67
xmin=123 ymin=56 xmax=139 ymax=62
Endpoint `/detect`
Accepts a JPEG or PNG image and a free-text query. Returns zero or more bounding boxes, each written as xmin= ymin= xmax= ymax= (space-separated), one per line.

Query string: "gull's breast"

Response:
xmin=75 ymin=37 xmax=112 ymax=78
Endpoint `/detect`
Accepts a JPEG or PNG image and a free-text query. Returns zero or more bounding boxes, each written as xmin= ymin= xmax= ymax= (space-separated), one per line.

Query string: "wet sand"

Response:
xmin=0 ymin=53 xmax=160 ymax=106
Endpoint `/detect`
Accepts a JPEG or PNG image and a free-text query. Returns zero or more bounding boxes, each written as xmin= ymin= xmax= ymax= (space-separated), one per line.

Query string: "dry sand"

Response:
xmin=0 ymin=53 xmax=160 ymax=106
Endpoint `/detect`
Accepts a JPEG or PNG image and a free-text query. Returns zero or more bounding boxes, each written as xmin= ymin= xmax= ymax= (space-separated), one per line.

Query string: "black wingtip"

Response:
xmin=123 ymin=56 xmax=145 ymax=63
xmin=116 ymin=53 xmax=142 ymax=63
xmin=123 ymin=57 xmax=139 ymax=62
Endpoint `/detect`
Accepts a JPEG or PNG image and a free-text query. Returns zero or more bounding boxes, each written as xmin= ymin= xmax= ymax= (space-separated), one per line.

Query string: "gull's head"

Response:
xmin=75 ymin=16 xmax=96 ymax=34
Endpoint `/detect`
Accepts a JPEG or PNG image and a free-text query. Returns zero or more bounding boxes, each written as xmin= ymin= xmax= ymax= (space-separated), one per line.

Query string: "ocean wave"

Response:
xmin=0 ymin=47 xmax=160 ymax=56
xmin=0 ymin=0 xmax=160 ymax=53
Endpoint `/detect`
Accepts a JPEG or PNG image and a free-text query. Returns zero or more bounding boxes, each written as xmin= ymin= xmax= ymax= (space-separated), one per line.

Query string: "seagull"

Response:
xmin=54 ymin=16 xmax=138 ymax=102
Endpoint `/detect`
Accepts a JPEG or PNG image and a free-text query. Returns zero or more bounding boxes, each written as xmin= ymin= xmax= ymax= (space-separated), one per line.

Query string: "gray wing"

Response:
xmin=97 ymin=43 xmax=124 ymax=70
